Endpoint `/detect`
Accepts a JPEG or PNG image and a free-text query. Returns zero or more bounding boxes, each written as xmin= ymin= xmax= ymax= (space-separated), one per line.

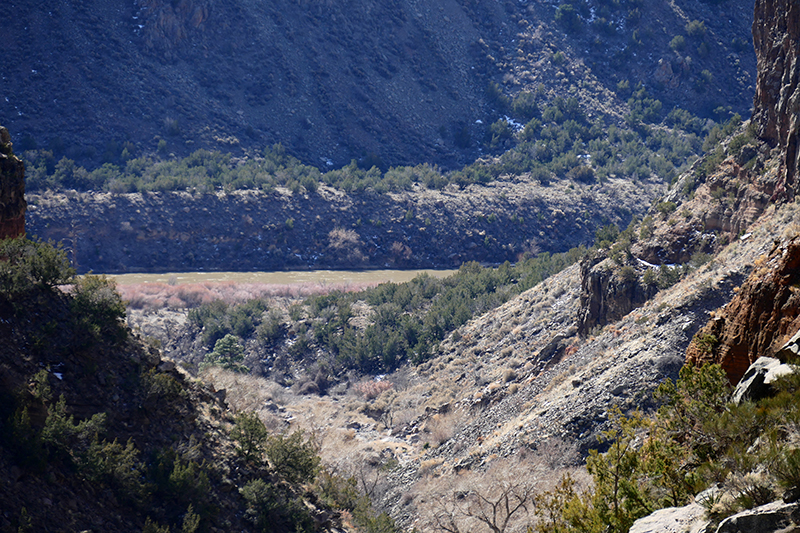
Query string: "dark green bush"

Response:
xmin=241 ymin=478 xmax=315 ymax=533
xmin=202 ymin=334 xmax=249 ymax=373
xmin=555 ymin=3 xmax=582 ymax=33
xmin=266 ymin=430 xmax=320 ymax=484
xmin=231 ymin=411 xmax=269 ymax=464
xmin=41 ymin=394 xmax=106 ymax=460
xmin=0 ymin=237 xmax=75 ymax=297
xmin=82 ymin=438 xmax=149 ymax=506
xmin=71 ymin=274 xmax=127 ymax=343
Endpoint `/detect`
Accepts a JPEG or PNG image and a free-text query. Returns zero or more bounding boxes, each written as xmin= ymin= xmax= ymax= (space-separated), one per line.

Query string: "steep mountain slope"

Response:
xmin=2 ymin=0 xmax=754 ymax=170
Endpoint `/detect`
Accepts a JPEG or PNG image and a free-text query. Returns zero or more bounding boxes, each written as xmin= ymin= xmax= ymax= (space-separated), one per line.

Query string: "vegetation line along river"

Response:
xmin=108 ymin=269 xmax=459 ymax=286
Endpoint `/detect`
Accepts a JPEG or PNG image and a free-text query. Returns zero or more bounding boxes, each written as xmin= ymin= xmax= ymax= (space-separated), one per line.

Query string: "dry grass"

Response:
xmin=200 ymin=366 xmax=290 ymax=411
xmin=422 ymin=410 xmax=460 ymax=448
xmin=121 ymin=280 xmax=377 ymax=310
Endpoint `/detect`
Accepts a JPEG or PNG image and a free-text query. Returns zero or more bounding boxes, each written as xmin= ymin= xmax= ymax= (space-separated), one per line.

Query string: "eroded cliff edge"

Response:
xmin=0 ymin=126 xmax=26 ymax=239
xmin=752 ymin=0 xmax=800 ymax=201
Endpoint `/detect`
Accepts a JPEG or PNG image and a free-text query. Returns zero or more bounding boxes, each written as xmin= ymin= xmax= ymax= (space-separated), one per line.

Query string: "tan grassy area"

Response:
xmin=119 ymin=280 xmax=378 ymax=310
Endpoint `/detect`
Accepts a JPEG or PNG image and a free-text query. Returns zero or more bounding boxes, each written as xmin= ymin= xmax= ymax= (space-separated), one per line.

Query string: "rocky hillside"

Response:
xmin=2 ymin=0 xmax=755 ymax=170
xmin=117 ymin=0 xmax=800 ymax=529
xmin=26 ymin=174 xmax=655 ymax=273
xmin=0 ymin=238 xmax=378 ymax=532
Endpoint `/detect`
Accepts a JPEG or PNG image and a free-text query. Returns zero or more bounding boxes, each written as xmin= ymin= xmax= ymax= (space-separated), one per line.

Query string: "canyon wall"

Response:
xmin=0 ymin=126 xmax=26 ymax=239
xmin=25 ymin=178 xmax=653 ymax=274
xmin=684 ymin=0 xmax=800 ymax=383
xmin=752 ymin=0 xmax=800 ymax=200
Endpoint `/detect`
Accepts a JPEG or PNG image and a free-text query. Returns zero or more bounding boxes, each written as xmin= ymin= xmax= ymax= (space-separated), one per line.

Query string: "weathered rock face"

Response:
xmin=26 ymin=177 xmax=654 ymax=274
xmin=633 ymin=158 xmax=773 ymax=266
xmin=752 ymin=0 xmax=800 ymax=201
xmin=576 ymin=253 xmax=658 ymax=335
xmin=716 ymin=500 xmax=800 ymax=533
xmin=686 ymin=235 xmax=800 ymax=384
xmin=0 ymin=126 xmax=26 ymax=239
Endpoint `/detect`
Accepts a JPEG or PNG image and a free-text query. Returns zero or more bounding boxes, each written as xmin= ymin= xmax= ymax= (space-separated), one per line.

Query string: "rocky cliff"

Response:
xmin=752 ymin=0 xmax=800 ymax=201
xmin=577 ymin=0 xmax=800 ymax=337
xmin=0 ymin=126 xmax=26 ymax=239
xmin=686 ymin=232 xmax=800 ymax=384
xmin=26 ymin=176 xmax=656 ymax=273
xmin=576 ymin=252 xmax=658 ymax=335
xmin=681 ymin=0 xmax=800 ymax=383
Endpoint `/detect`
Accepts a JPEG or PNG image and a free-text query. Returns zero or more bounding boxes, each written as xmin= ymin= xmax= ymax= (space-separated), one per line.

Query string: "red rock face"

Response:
xmin=752 ymin=0 xmax=800 ymax=201
xmin=0 ymin=126 xmax=27 ymax=239
xmin=688 ymin=0 xmax=800 ymax=384
xmin=686 ymin=236 xmax=800 ymax=384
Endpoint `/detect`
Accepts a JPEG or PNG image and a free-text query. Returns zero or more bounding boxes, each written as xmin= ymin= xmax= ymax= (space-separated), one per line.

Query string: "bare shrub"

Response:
xmin=391 ymin=408 xmax=420 ymax=432
xmin=327 ymin=228 xmax=366 ymax=263
xmin=328 ymin=228 xmax=361 ymax=249
xmin=420 ymin=458 xmax=538 ymax=533
xmin=200 ymin=366 xmax=293 ymax=418
xmin=119 ymin=280 xmax=378 ymax=311
xmin=354 ymin=379 xmax=393 ymax=400
xmin=423 ymin=411 xmax=459 ymax=448
xmin=419 ymin=457 xmax=445 ymax=477
xmin=176 ymin=286 xmax=207 ymax=307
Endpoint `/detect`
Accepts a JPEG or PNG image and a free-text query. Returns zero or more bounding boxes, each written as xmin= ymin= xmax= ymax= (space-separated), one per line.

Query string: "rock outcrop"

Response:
xmin=628 ymin=503 xmax=708 ymax=533
xmin=0 ymin=126 xmax=26 ymax=239
xmin=716 ymin=500 xmax=800 ymax=533
xmin=731 ymin=356 xmax=794 ymax=404
xmin=633 ymin=0 xmax=800 ymax=267
xmin=632 ymin=157 xmax=773 ymax=266
xmin=576 ymin=253 xmax=658 ymax=335
xmin=752 ymin=0 xmax=800 ymax=201
xmin=686 ymin=235 xmax=800 ymax=384
xmin=26 ymin=177 xmax=653 ymax=273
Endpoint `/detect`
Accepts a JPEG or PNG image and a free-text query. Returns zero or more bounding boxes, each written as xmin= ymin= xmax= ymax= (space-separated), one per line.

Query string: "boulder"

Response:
xmin=731 ymin=357 xmax=794 ymax=405
xmin=715 ymin=500 xmax=800 ymax=533
xmin=629 ymin=503 xmax=710 ymax=533
xmin=775 ymin=329 xmax=800 ymax=361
